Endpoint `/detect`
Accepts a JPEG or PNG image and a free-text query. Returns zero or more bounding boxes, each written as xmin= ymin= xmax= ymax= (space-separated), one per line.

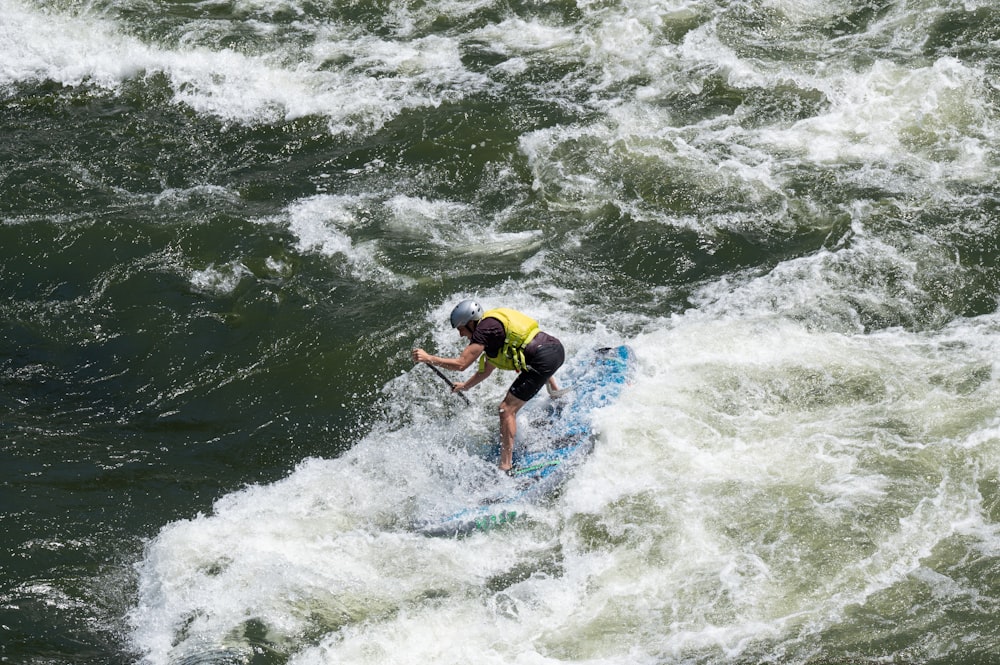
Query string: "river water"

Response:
xmin=3 ymin=0 xmax=1000 ymax=663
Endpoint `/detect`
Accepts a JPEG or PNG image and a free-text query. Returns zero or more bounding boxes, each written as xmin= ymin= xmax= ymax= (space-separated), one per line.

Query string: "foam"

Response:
xmin=280 ymin=195 xmax=414 ymax=287
xmin=121 ymin=0 xmax=1000 ymax=661
xmin=762 ymin=58 xmax=992 ymax=176
xmin=276 ymin=194 xmax=550 ymax=288
xmin=130 ymin=300 xmax=1000 ymax=664
xmin=1 ymin=0 xmax=486 ymax=133
xmin=189 ymin=262 xmax=251 ymax=295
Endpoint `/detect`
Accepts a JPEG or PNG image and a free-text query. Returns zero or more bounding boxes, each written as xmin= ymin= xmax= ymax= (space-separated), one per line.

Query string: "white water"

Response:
xmin=128 ymin=302 xmax=1000 ymax=663
xmin=42 ymin=0 xmax=993 ymax=660
xmin=1 ymin=0 xmax=486 ymax=132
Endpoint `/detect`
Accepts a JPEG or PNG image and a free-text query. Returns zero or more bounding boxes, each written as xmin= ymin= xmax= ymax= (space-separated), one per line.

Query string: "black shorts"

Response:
xmin=508 ymin=342 xmax=565 ymax=402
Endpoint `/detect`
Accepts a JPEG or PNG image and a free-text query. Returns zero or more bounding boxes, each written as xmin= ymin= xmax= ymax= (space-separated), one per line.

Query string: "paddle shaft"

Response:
xmin=425 ymin=363 xmax=472 ymax=406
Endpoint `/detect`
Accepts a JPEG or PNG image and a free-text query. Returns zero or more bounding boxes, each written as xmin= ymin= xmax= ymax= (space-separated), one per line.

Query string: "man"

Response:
xmin=412 ymin=300 xmax=565 ymax=472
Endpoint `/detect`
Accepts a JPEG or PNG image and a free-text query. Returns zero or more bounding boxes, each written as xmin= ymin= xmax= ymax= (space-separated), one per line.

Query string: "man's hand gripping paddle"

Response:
xmin=425 ymin=363 xmax=472 ymax=406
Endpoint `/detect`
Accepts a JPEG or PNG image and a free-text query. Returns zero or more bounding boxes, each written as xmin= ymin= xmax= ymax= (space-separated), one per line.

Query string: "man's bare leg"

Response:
xmin=498 ymin=392 xmax=526 ymax=471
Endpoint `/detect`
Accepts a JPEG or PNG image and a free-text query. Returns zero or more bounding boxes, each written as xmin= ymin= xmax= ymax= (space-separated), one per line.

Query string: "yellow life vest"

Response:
xmin=477 ymin=308 xmax=540 ymax=373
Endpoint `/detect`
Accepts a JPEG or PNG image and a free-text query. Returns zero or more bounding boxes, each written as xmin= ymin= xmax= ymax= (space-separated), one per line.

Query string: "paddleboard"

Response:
xmin=415 ymin=345 xmax=634 ymax=537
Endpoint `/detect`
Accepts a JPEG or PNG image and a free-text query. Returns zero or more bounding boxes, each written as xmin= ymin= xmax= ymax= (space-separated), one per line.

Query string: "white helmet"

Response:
xmin=449 ymin=299 xmax=483 ymax=328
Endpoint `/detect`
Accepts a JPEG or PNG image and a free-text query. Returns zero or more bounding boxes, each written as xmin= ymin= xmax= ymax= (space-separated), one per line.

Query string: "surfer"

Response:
xmin=412 ymin=300 xmax=565 ymax=472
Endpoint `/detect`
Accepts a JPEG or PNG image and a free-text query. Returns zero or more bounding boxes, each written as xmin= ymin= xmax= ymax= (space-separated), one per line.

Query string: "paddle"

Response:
xmin=425 ymin=363 xmax=472 ymax=406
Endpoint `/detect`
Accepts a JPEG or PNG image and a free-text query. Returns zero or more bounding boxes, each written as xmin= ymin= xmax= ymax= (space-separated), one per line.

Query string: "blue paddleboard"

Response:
xmin=415 ymin=345 xmax=634 ymax=537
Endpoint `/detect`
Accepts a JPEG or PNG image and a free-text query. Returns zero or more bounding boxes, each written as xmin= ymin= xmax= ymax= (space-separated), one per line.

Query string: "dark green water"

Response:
xmin=3 ymin=0 xmax=1000 ymax=663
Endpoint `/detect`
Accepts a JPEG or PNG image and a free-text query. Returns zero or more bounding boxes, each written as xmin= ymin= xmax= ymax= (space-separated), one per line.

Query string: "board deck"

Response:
xmin=414 ymin=345 xmax=634 ymax=537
